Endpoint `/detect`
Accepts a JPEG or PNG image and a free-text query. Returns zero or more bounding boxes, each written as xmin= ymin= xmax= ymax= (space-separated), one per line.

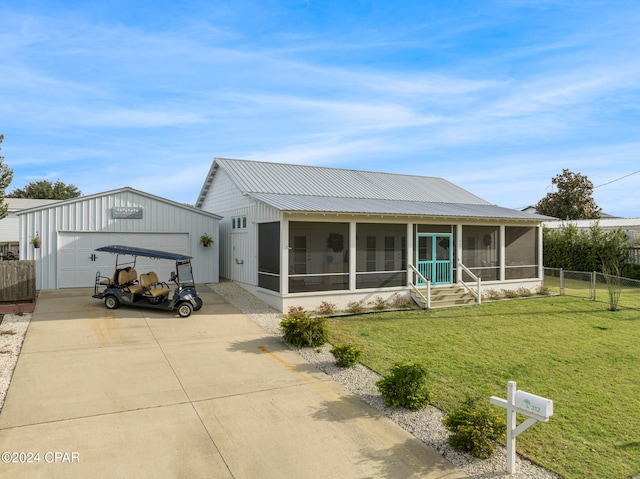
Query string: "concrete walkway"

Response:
xmin=0 ymin=286 xmax=467 ymax=478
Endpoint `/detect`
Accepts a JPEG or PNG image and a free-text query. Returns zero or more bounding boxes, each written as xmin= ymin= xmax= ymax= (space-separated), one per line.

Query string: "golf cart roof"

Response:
xmin=95 ymin=245 xmax=192 ymax=261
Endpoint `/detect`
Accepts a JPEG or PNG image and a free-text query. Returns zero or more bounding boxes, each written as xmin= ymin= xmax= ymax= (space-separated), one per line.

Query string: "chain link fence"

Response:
xmin=544 ymin=267 xmax=640 ymax=310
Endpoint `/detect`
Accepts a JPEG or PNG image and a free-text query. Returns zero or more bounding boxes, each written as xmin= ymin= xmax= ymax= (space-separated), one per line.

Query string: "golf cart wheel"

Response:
xmin=193 ymin=297 xmax=203 ymax=311
xmin=105 ymin=295 xmax=120 ymax=310
xmin=177 ymin=302 xmax=193 ymax=318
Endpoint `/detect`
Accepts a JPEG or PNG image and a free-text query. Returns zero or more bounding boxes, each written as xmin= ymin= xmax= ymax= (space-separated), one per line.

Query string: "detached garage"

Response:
xmin=18 ymin=187 xmax=221 ymax=290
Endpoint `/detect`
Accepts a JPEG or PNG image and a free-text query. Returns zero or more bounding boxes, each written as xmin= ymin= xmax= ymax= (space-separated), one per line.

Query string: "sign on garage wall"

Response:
xmin=111 ymin=207 xmax=143 ymax=219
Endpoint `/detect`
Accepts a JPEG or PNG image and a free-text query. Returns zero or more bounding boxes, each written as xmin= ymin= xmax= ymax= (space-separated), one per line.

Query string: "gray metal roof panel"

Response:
xmin=249 ymin=193 xmax=547 ymax=221
xmin=215 ymin=158 xmax=491 ymax=205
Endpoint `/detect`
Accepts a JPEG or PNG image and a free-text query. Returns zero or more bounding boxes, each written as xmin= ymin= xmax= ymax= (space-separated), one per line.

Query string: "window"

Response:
xmin=356 ymin=224 xmax=406 ymax=289
xmin=232 ymin=215 xmax=247 ymax=231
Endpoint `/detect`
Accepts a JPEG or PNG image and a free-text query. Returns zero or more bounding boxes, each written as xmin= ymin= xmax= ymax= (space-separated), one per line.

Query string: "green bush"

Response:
xmin=376 ymin=361 xmax=432 ymax=409
xmin=280 ymin=309 xmax=329 ymax=348
xmin=330 ymin=344 xmax=363 ymax=368
xmin=444 ymin=396 xmax=506 ymax=458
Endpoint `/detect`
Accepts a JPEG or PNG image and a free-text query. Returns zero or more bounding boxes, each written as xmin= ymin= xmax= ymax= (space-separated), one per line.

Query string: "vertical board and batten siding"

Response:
xmin=20 ymin=189 xmax=220 ymax=290
xmin=199 ymin=168 xmax=282 ymax=286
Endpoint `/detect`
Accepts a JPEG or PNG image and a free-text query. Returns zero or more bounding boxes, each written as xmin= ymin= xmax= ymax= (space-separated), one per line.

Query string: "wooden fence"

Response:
xmin=0 ymin=260 xmax=36 ymax=302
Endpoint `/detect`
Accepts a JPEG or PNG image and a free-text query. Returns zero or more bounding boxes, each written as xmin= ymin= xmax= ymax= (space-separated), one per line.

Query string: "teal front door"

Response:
xmin=416 ymin=234 xmax=452 ymax=285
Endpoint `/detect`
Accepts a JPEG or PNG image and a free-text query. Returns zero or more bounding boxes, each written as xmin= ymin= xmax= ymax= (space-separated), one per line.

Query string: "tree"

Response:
xmin=535 ymin=169 xmax=601 ymax=220
xmin=0 ymin=134 xmax=14 ymax=219
xmin=8 ymin=179 xmax=81 ymax=200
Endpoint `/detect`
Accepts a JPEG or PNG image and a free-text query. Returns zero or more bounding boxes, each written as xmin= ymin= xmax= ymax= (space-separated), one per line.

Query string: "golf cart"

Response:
xmin=92 ymin=245 xmax=202 ymax=317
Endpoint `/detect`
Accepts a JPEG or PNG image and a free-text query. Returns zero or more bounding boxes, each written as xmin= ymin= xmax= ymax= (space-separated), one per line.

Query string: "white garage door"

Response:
xmin=58 ymin=233 xmax=189 ymax=288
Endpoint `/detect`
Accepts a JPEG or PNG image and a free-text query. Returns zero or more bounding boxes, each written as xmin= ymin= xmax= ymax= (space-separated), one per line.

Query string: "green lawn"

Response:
xmin=327 ymin=296 xmax=640 ymax=479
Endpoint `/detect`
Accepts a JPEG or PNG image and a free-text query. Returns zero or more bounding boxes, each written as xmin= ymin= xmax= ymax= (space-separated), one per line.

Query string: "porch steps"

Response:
xmin=412 ymin=284 xmax=476 ymax=309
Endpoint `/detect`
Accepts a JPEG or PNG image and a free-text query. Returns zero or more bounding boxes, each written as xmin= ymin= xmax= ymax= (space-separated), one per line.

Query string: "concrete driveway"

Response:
xmin=0 ymin=286 xmax=467 ymax=478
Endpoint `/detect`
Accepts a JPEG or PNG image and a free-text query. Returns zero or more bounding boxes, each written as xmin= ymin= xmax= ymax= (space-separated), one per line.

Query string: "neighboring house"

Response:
xmin=196 ymin=158 xmax=548 ymax=312
xmin=18 ymin=187 xmax=221 ymax=290
xmin=544 ymin=218 xmax=640 ymax=264
xmin=0 ymin=198 xmax=59 ymax=259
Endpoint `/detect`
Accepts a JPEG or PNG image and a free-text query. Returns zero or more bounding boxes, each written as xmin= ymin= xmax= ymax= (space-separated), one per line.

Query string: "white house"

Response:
xmin=18 ymin=187 xmax=221 ymax=290
xmin=0 ymin=198 xmax=59 ymax=259
xmin=196 ymin=158 xmax=548 ymax=312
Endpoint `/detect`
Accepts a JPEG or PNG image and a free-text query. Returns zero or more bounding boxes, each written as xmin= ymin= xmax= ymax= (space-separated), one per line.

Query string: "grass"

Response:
xmin=327 ymin=295 xmax=640 ymax=479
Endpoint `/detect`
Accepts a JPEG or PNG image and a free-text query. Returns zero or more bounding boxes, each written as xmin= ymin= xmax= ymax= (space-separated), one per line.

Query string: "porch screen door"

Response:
xmin=416 ymin=234 xmax=452 ymax=285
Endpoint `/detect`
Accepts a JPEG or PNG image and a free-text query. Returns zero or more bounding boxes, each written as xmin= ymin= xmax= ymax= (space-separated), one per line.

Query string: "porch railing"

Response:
xmin=458 ymin=259 xmax=482 ymax=305
xmin=409 ymin=264 xmax=430 ymax=309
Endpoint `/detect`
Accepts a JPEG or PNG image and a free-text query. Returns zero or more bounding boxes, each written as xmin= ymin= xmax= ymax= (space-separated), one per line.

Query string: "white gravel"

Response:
xmin=0 ymin=312 xmax=31 ymax=413
xmin=209 ymin=282 xmax=562 ymax=479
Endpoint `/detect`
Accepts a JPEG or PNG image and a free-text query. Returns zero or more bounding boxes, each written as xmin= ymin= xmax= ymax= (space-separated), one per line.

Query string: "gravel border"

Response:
xmin=209 ymin=282 xmax=562 ymax=479
xmin=0 ymin=313 xmax=31 ymax=413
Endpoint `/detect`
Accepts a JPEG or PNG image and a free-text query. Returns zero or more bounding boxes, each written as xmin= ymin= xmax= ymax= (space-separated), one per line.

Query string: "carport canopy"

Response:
xmin=96 ymin=245 xmax=192 ymax=261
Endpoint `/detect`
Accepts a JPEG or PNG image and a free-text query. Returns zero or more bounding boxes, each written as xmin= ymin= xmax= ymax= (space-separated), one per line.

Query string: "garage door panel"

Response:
xmin=58 ymin=233 xmax=189 ymax=288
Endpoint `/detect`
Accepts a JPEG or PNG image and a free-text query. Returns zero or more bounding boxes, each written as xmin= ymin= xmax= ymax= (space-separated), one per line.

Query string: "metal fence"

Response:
xmin=544 ymin=267 xmax=640 ymax=310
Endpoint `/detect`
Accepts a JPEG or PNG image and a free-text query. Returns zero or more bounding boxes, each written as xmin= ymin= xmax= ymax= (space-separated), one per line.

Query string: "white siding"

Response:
xmin=19 ymin=188 xmax=220 ymax=290
xmin=200 ymin=169 xmax=282 ymax=286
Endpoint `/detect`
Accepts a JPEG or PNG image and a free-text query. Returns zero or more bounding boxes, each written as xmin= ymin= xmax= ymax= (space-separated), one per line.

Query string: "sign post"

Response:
xmin=490 ymin=381 xmax=553 ymax=474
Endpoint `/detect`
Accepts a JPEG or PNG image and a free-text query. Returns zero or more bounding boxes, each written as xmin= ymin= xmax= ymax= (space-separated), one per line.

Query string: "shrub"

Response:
xmin=330 ymin=344 xmax=363 ymax=368
xmin=390 ymin=293 xmax=412 ymax=309
xmin=536 ymin=285 xmax=551 ymax=296
xmin=317 ymin=301 xmax=337 ymax=315
xmin=345 ymin=301 xmax=364 ymax=314
xmin=444 ymin=396 xmax=506 ymax=459
xmin=369 ymin=295 xmax=388 ymax=310
xmin=516 ymin=287 xmax=533 ymax=297
xmin=483 ymin=289 xmax=502 ymax=301
xmin=280 ymin=309 xmax=329 ymax=348
xmin=501 ymin=288 xmax=519 ymax=299
xmin=287 ymin=305 xmax=305 ymax=315
xmin=376 ymin=361 xmax=432 ymax=409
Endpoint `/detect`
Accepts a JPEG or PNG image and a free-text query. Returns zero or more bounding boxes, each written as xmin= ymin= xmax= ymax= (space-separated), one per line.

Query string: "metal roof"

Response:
xmin=215 ymin=158 xmax=491 ymax=204
xmin=249 ymin=193 xmax=548 ymax=220
xmin=6 ymin=198 xmax=60 ymax=211
xmin=196 ymin=158 xmax=547 ymax=221
xmin=544 ymin=218 xmax=640 ymax=229
xmin=16 ymin=186 xmax=222 ymax=219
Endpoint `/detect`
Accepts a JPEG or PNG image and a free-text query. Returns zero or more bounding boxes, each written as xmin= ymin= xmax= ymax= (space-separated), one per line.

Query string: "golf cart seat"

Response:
xmin=119 ymin=268 xmax=143 ymax=294
xmin=99 ymin=271 xmax=118 ymax=287
xmin=140 ymin=272 xmax=171 ymax=298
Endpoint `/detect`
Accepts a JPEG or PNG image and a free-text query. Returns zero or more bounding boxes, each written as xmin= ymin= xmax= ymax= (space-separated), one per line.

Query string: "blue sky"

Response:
xmin=1 ymin=0 xmax=639 ymax=216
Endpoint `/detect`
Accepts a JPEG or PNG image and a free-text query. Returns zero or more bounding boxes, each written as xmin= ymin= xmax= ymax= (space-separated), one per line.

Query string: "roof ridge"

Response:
xmin=215 ymin=157 xmax=444 ymax=181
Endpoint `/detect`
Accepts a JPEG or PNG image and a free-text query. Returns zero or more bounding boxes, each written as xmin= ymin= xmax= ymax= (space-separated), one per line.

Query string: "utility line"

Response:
xmin=594 ymin=169 xmax=640 ymax=189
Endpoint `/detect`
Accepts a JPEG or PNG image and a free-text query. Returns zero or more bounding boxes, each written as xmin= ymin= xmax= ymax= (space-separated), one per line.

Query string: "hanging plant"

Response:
xmin=200 ymin=233 xmax=214 ymax=247
xmin=31 ymin=236 xmax=41 ymax=248
xmin=326 ymin=233 xmax=344 ymax=252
